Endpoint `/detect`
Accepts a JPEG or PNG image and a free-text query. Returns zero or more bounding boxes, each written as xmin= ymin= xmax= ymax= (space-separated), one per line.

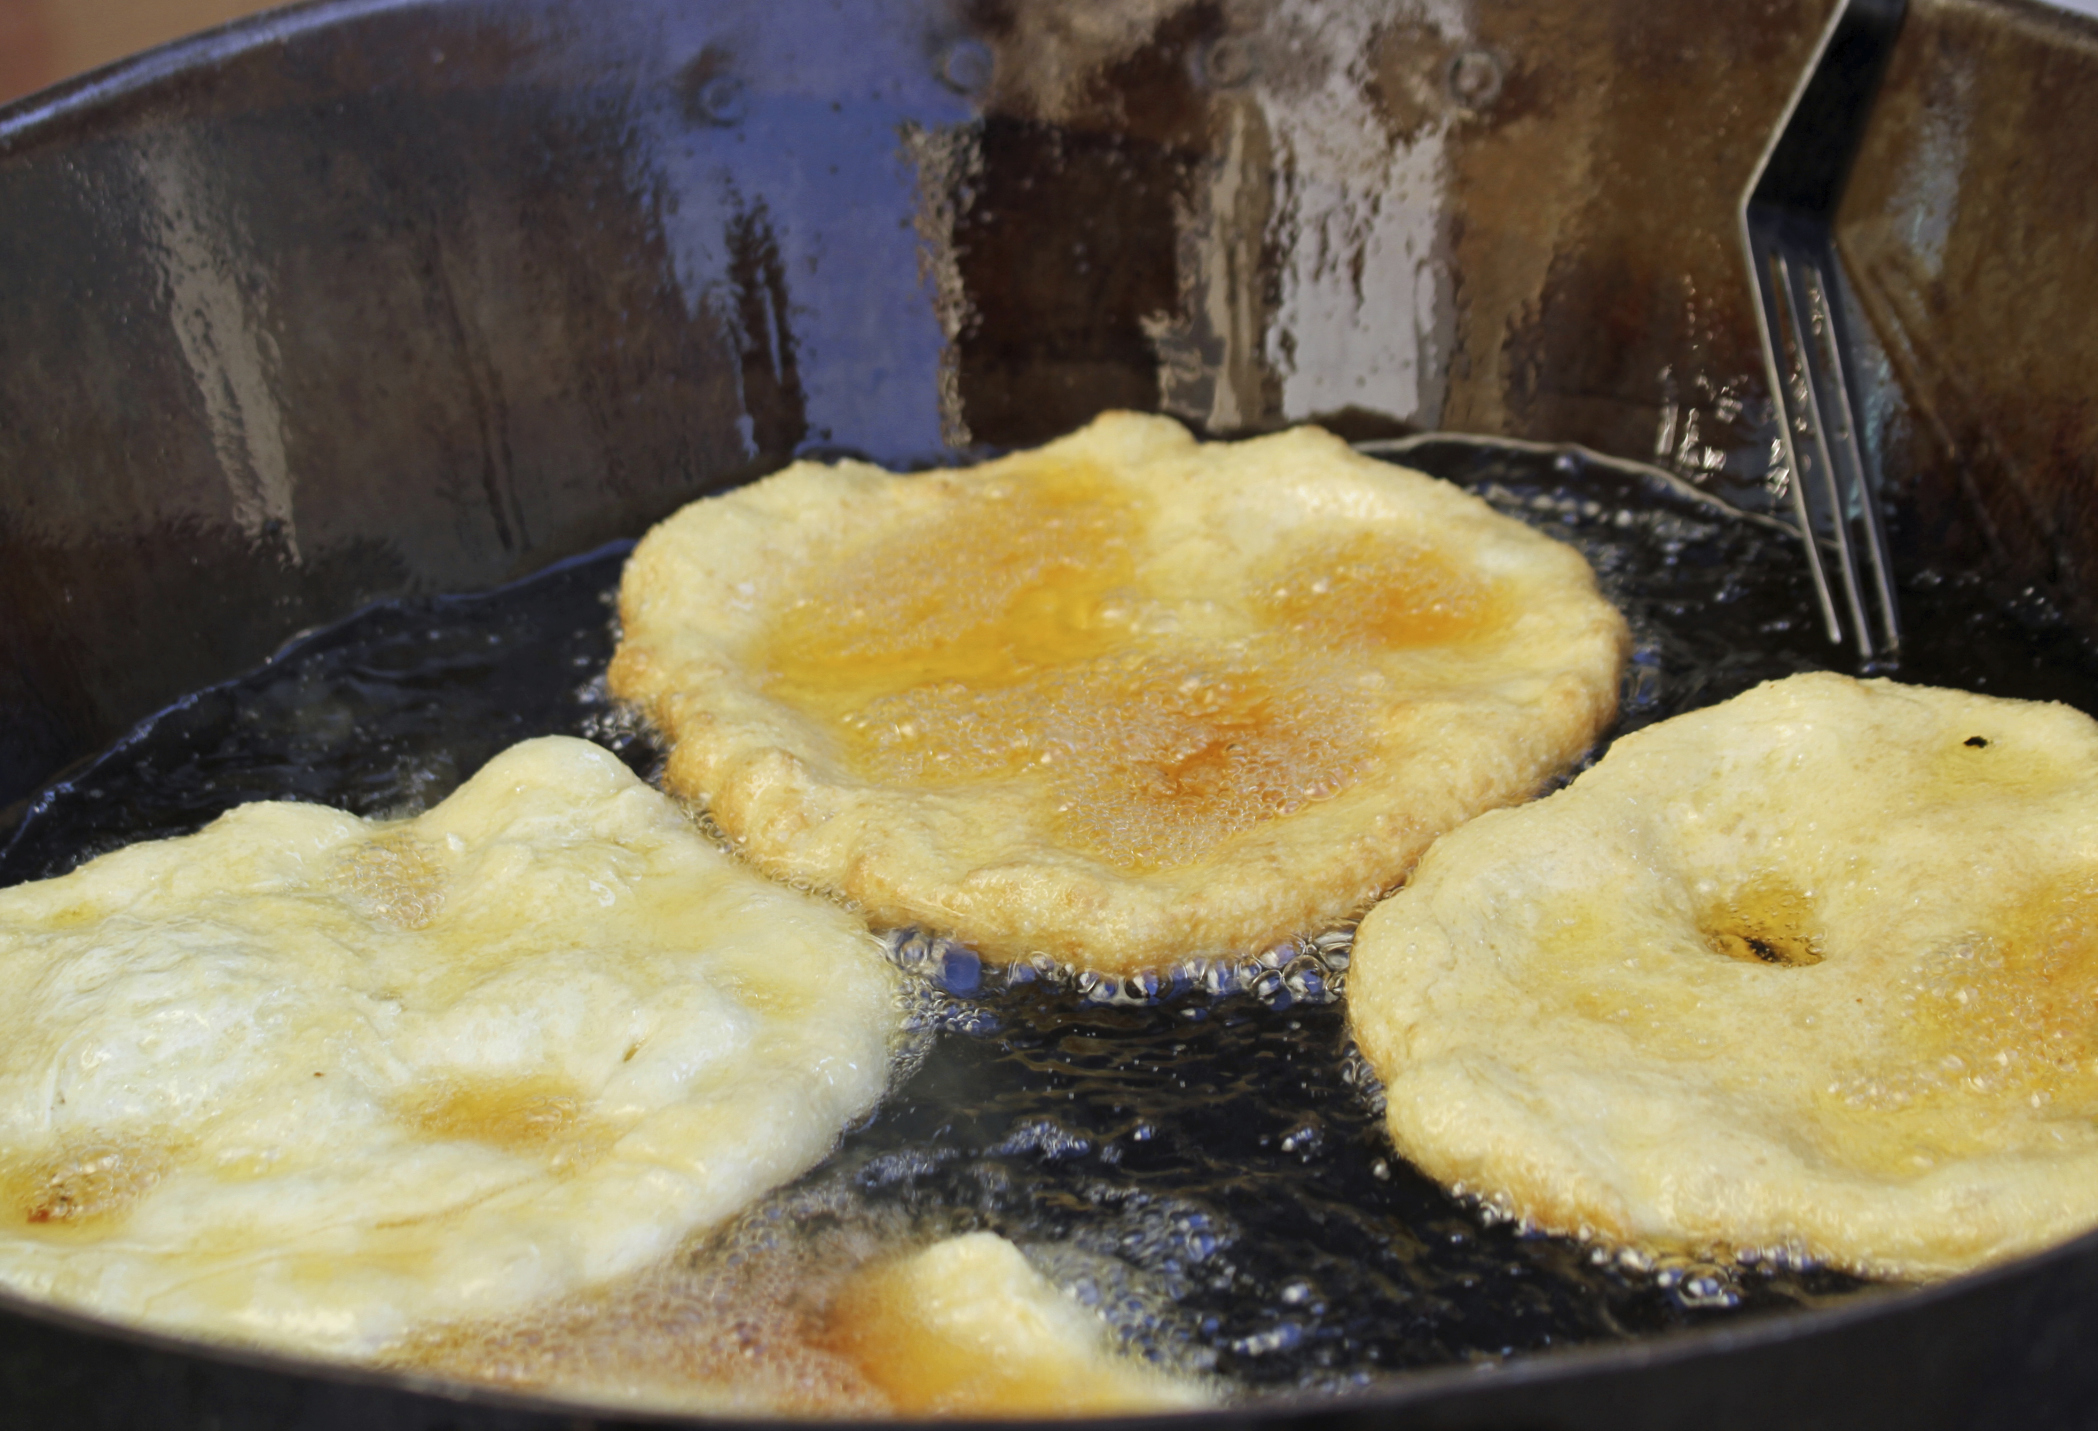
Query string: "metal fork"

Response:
xmin=1742 ymin=0 xmax=1907 ymax=659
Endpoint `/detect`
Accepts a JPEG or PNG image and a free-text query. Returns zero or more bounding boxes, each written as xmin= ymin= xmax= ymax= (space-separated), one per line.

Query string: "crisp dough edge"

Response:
xmin=0 ymin=736 xmax=906 ymax=1356
xmin=611 ymin=412 xmax=1628 ymax=972
xmin=1350 ymin=672 xmax=2098 ymax=1280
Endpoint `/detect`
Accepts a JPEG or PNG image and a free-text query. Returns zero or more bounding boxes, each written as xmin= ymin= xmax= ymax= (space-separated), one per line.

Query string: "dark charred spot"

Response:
xmin=1966 ymin=735 xmax=1990 ymax=748
xmin=1708 ymin=928 xmax=1824 ymax=968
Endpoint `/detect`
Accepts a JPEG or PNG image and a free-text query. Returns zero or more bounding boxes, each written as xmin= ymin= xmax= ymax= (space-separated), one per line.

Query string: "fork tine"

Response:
xmin=1748 ymin=227 xmax=1846 ymax=648
xmin=1781 ymin=248 xmax=1880 ymax=657
xmin=1741 ymin=0 xmax=1907 ymax=662
xmin=1807 ymin=259 xmax=1902 ymax=654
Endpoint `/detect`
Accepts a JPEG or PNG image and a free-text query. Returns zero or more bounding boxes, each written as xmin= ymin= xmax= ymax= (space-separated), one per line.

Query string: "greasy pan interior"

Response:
xmin=4 ymin=0 xmax=2098 ymax=1425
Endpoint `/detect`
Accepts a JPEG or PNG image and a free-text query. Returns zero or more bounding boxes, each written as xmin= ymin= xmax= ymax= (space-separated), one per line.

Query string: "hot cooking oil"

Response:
xmin=5 ymin=438 xmax=2096 ymax=1399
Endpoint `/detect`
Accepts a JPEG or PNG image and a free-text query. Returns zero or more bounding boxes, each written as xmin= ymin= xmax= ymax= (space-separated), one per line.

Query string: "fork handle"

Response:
xmin=1752 ymin=0 xmax=1908 ymax=217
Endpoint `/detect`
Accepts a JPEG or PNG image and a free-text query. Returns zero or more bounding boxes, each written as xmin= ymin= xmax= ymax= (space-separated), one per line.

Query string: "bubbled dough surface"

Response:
xmin=1351 ymin=673 xmax=2098 ymax=1280
xmin=0 ymin=737 xmax=900 ymax=1358
xmin=611 ymin=412 xmax=1626 ymax=972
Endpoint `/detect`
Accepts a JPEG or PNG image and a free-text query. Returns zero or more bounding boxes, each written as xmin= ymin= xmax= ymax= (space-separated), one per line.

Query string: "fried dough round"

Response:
xmin=0 ymin=737 xmax=900 ymax=1358
xmin=1351 ymin=673 xmax=2098 ymax=1279
xmin=610 ymin=412 xmax=1626 ymax=971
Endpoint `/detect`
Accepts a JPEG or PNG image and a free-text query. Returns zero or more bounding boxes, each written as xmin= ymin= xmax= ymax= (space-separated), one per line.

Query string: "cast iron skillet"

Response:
xmin=4 ymin=0 xmax=2098 ymax=1425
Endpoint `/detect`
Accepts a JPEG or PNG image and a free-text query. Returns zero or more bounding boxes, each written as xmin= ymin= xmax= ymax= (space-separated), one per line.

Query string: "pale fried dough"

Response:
xmin=0 ymin=736 xmax=900 ymax=1358
xmin=822 ymin=1232 xmax=1216 ymax=1415
xmin=1351 ymin=673 xmax=2098 ymax=1279
xmin=610 ymin=412 xmax=1626 ymax=971
xmin=392 ymin=1226 xmax=1214 ymax=1416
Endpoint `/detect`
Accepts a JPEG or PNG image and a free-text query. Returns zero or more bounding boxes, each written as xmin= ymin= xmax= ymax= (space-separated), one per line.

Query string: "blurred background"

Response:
xmin=1 ymin=0 xmax=275 ymax=105
xmin=10 ymin=0 xmax=2098 ymax=110
xmin=15 ymin=0 xmax=2098 ymax=113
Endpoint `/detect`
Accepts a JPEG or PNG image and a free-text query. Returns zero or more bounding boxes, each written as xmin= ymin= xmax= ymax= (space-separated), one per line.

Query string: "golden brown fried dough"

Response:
xmin=0 ymin=737 xmax=901 ymax=1359
xmin=611 ymin=412 xmax=1626 ymax=971
xmin=821 ymin=1233 xmax=1216 ymax=1415
xmin=1352 ymin=673 xmax=2098 ymax=1279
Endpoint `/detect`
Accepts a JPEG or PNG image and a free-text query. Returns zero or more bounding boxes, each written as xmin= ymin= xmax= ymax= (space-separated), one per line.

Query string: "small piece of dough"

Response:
xmin=392 ymin=1225 xmax=1213 ymax=1416
xmin=0 ymin=736 xmax=900 ymax=1358
xmin=1351 ymin=673 xmax=2098 ymax=1279
xmin=821 ymin=1233 xmax=1216 ymax=1415
xmin=611 ymin=412 xmax=1626 ymax=971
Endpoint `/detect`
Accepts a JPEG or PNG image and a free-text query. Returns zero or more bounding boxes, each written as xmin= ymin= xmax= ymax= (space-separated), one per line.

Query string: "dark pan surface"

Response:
xmin=8 ymin=440 xmax=2098 ymax=1427
xmin=6 ymin=0 xmax=2098 ymax=1425
xmin=8 ymin=0 xmax=2098 ymax=814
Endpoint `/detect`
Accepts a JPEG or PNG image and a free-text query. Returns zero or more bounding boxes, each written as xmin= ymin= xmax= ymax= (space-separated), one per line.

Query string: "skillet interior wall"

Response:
xmin=1 ymin=0 xmax=2094 ymax=820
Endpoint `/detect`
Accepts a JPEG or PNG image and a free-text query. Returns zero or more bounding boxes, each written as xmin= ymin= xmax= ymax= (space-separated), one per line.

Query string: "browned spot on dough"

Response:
xmin=334 ymin=834 xmax=447 ymax=930
xmin=1701 ymin=878 xmax=1824 ymax=968
xmin=1255 ymin=529 xmax=1506 ymax=650
xmin=753 ymin=465 xmax=1416 ymax=872
xmin=401 ymin=1077 xmax=610 ymax=1173
xmin=1809 ymin=875 xmax=2098 ymax=1174
xmin=10 ymin=1142 xmax=168 ymax=1228
xmin=1035 ymin=656 xmax=1373 ymax=872
xmin=761 ymin=458 xmax=1134 ymax=691
xmin=1878 ymin=878 xmax=2098 ymax=1105
xmin=386 ymin=1205 xmax=900 ymax=1414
